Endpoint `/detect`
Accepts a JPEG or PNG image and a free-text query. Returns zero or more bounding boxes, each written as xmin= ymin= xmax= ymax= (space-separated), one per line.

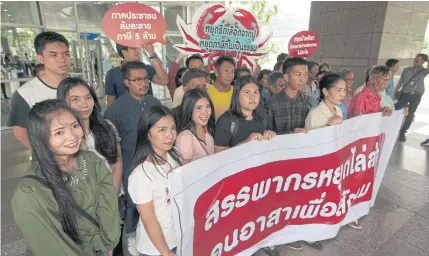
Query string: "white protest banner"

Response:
xmin=173 ymin=4 xmax=272 ymax=73
xmin=168 ymin=111 xmax=403 ymax=256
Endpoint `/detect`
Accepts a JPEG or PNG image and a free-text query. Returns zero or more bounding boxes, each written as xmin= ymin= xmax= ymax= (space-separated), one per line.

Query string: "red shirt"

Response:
xmin=348 ymin=86 xmax=381 ymax=118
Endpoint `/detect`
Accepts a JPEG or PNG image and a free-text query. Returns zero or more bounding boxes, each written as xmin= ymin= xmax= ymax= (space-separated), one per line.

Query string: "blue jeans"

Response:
xmin=140 ymin=247 xmax=177 ymax=256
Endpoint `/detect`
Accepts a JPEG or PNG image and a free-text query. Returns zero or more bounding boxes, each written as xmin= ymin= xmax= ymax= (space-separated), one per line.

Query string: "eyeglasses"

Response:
xmin=127 ymin=77 xmax=149 ymax=83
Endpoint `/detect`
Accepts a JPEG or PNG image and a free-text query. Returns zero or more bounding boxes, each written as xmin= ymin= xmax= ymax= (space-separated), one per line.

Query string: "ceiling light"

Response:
xmin=7 ymin=14 xmax=11 ymax=16
xmin=4 ymin=9 xmax=8 ymax=11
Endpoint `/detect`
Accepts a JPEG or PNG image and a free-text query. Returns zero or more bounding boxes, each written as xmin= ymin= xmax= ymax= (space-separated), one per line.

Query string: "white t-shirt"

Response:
xmin=305 ymin=100 xmax=342 ymax=130
xmin=8 ymin=77 xmax=58 ymax=128
xmin=128 ymin=153 xmax=180 ymax=255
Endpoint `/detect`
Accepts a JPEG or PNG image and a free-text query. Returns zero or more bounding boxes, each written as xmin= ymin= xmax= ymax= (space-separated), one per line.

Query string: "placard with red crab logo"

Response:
xmin=174 ymin=4 xmax=272 ymax=73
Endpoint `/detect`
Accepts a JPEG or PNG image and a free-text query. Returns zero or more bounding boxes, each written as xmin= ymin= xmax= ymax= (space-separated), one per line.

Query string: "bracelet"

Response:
xmin=149 ymin=56 xmax=158 ymax=59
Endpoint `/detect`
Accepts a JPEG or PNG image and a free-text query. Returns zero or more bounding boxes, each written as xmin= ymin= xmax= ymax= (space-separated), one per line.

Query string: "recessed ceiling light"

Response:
xmin=4 ymin=9 xmax=8 ymax=12
xmin=7 ymin=14 xmax=11 ymax=16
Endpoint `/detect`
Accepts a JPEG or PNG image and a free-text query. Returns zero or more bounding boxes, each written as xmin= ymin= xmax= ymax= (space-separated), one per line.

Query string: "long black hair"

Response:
xmin=27 ymin=99 xmax=83 ymax=244
xmin=230 ymin=75 xmax=266 ymax=121
xmin=131 ymin=105 xmax=182 ymax=178
xmin=177 ymin=88 xmax=215 ymax=136
xmin=175 ymin=67 xmax=187 ymax=88
xmin=57 ymin=77 xmax=119 ymax=164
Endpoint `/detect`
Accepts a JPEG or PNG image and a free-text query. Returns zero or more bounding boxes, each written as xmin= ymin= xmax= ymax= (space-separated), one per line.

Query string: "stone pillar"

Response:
xmin=308 ymin=1 xmax=429 ymax=89
xmin=378 ymin=2 xmax=429 ymax=67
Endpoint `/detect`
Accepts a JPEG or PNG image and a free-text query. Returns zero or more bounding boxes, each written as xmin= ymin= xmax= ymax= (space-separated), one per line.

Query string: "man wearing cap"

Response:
xmin=171 ymin=68 xmax=207 ymax=124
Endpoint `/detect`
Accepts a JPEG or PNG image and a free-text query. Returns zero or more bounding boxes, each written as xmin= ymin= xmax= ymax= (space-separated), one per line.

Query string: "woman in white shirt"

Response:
xmin=128 ymin=105 xmax=182 ymax=256
xmin=176 ymin=89 xmax=215 ymax=164
xmin=305 ymin=73 xmax=345 ymax=130
xmin=58 ymin=77 xmax=123 ymax=256
xmin=305 ymin=73 xmax=362 ymax=230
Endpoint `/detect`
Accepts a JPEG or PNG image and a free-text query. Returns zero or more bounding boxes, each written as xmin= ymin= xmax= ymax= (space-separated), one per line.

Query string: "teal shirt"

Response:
xmin=386 ymin=77 xmax=395 ymax=100
xmin=262 ymin=90 xmax=271 ymax=99
xmin=380 ymin=91 xmax=395 ymax=109
xmin=339 ymin=103 xmax=348 ymax=120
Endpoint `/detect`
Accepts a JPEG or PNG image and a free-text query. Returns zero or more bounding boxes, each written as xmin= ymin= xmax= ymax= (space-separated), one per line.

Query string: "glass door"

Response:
xmin=79 ymin=33 xmax=116 ymax=101
xmin=1 ymin=26 xmax=42 ymax=128
xmin=86 ymin=38 xmax=104 ymax=99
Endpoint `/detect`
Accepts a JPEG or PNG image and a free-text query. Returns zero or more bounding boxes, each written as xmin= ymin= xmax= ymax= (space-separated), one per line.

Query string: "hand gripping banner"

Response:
xmin=168 ymin=111 xmax=404 ymax=256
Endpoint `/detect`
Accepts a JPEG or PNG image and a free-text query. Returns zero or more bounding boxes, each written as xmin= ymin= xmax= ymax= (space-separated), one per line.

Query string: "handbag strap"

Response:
xmin=22 ymin=175 xmax=100 ymax=229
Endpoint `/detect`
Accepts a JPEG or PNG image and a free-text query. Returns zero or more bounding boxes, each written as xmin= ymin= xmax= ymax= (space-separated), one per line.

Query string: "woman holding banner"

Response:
xmin=176 ymin=89 xmax=216 ymax=164
xmin=128 ymin=105 xmax=182 ymax=256
xmin=305 ymin=73 xmax=345 ymax=130
xmin=305 ymin=72 xmax=363 ymax=232
xmin=214 ymin=75 xmax=276 ymax=153
xmin=212 ymin=75 xmax=278 ymax=256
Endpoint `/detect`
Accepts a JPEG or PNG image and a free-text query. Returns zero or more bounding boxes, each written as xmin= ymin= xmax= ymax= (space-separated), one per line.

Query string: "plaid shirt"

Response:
xmin=268 ymin=91 xmax=311 ymax=135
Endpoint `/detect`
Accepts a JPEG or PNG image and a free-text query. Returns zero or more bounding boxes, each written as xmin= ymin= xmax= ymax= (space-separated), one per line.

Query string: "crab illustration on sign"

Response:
xmin=174 ymin=4 xmax=272 ymax=73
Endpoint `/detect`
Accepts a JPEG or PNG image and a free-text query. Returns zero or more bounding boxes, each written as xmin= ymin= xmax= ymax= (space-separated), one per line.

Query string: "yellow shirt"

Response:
xmin=207 ymin=85 xmax=233 ymax=120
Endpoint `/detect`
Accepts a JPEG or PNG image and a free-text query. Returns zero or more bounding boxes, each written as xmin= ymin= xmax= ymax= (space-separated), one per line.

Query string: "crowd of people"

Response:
xmin=7 ymin=31 xmax=428 ymax=256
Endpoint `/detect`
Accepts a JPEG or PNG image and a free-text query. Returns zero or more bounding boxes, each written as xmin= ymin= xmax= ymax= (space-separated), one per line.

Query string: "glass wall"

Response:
xmin=1 ymin=27 xmax=42 ymax=98
xmin=41 ymin=1 xmax=77 ymax=30
xmin=1 ymin=1 xmax=41 ymax=25
xmin=165 ymin=36 xmax=184 ymax=68
xmin=75 ymin=2 xmax=116 ymax=32
xmin=164 ymin=5 xmax=186 ymax=33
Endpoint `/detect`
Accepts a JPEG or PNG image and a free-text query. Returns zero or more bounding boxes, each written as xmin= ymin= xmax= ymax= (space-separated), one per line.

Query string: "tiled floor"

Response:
xmin=1 ymin=84 xmax=428 ymax=256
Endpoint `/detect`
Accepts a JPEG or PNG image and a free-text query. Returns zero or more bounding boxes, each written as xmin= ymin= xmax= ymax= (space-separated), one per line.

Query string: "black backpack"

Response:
xmin=228 ymin=112 xmax=268 ymax=141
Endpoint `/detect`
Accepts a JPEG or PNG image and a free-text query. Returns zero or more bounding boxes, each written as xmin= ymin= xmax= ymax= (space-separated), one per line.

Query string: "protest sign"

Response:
xmin=168 ymin=111 xmax=403 ymax=256
xmin=102 ymin=3 xmax=166 ymax=47
xmin=288 ymin=30 xmax=320 ymax=58
xmin=173 ymin=4 xmax=272 ymax=72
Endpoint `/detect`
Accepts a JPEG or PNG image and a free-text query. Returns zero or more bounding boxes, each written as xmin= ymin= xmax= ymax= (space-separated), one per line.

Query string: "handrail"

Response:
xmin=1 ymin=78 xmax=33 ymax=83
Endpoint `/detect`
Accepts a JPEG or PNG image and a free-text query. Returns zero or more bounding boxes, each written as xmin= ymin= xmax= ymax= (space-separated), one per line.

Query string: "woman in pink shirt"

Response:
xmin=176 ymin=89 xmax=216 ymax=164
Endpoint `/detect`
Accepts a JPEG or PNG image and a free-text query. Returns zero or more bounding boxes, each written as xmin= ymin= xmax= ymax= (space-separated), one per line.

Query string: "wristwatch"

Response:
xmin=149 ymin=56 xmax=158 ymax=60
